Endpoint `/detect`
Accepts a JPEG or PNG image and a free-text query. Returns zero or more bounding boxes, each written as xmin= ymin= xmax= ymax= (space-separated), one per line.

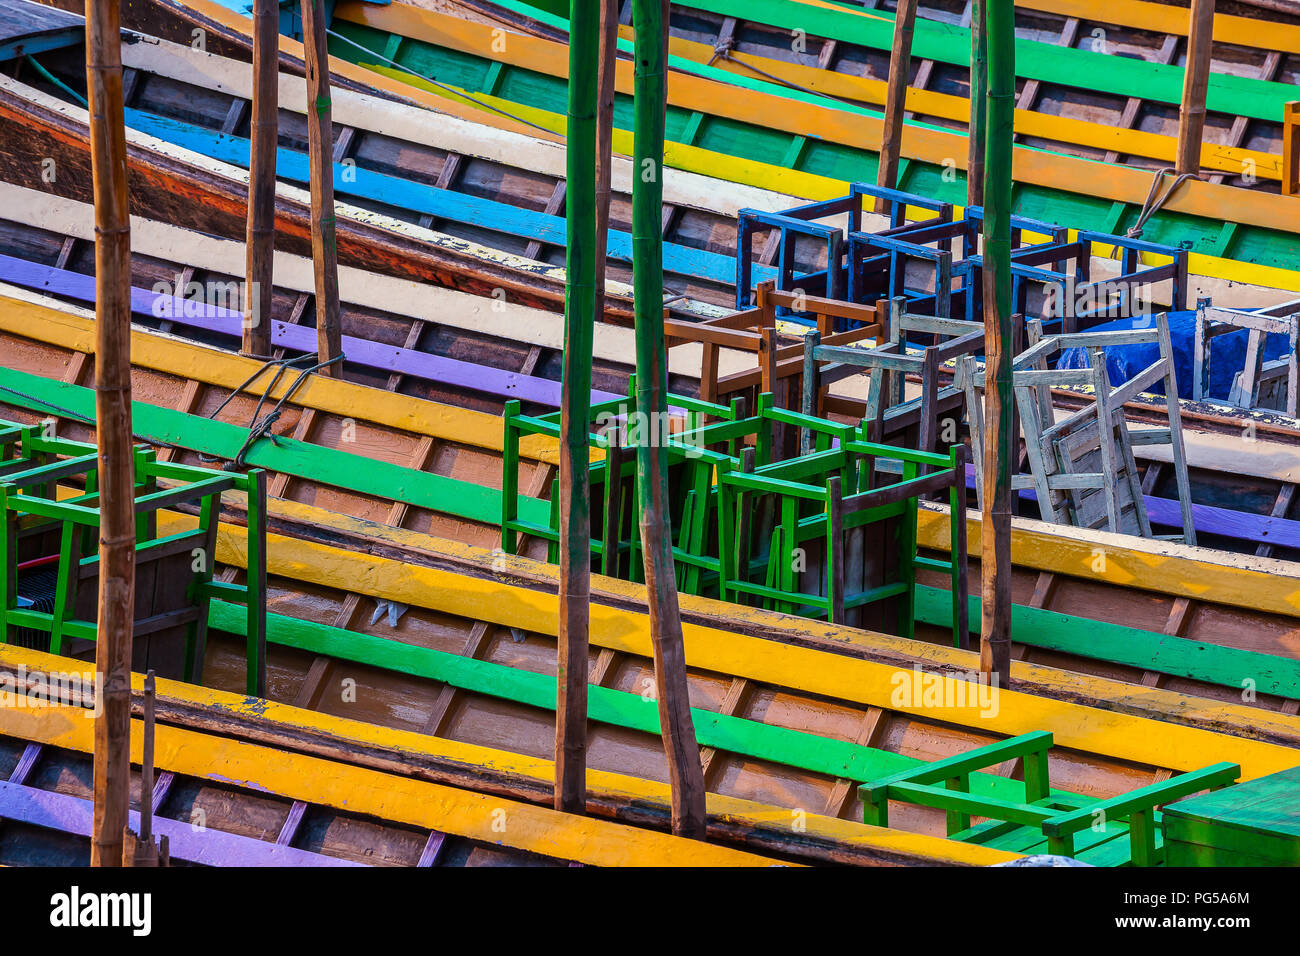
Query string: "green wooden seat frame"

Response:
xmin=0 ymin=419 xmax=268 ymax=695
xmin=859 ymin=731 xmax=1240 ymax=866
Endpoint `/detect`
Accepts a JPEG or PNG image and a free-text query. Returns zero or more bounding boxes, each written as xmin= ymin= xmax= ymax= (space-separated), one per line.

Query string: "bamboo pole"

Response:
xmin=555 ymin=0 xmax=600 ymax=817
xmin=300 ymin=0 xmax=342 ymax=373
xmin=967 ymin=0 xmax=987 ymax=208
xmin=594 ymin=0 xmax=617 ymax=309
xmin=1175 ymin=0 xmax=1217 ymax=176
xmin=125 ymin=671 xmax=164 ymax=866
xmin=85 ymin=0 xmax=135 ymax=869
xmin=631 ymin=0 xmax=707 ymax=839
xmin=980 ymin=0 xmax=1014 ymax=689
xmin=876 ymin=0 xmax=919 ymax=212
xmin=243 ymin=0 xmax=277 ymax=358
xmin=1285 ymin=101 xmax=1299 ymax=198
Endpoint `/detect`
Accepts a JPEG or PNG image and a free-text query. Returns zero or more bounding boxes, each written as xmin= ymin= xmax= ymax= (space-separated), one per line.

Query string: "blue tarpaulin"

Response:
xmin=1056 ymin=311 xmax=1292 ymax=401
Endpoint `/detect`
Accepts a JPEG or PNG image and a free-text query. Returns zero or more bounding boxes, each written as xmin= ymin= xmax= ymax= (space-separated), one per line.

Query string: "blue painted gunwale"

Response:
xmin=121 ymin=107 xmax=772 ymax=289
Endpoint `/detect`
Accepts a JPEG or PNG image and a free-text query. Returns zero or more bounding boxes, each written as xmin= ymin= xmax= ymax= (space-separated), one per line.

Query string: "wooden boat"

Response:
xmin=26 ymin=0 xmax=1300 ymax=308
xmin=444 ymin=0 xmax=1296 ymax=189
xmin=314 ymin=0 xmax=1300 ymax=284
xmin=6 ymin=283 xmax=1300 ymax=866
xmin=3 ymin=3 xmax=1299 ymax=866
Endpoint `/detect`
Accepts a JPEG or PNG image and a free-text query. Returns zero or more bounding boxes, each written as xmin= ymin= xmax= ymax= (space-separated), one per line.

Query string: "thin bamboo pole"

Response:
xmin=632 ymin=0 xmax=707 ymax=839
xmin=1285 ymin=101 xmax=1299 ymax=198
xmin=594 ymin=0 xmax=617 ymax=309
xmin=980 ymin=0 xmax=1014 ymax=689
xmin=967 ymin=0 xmax=987 ymax=208
xmin=243 ymin=0 xmax=277 ymax=358
xmin=1176 ymin=0 xmax=1217 ymax=176
xmin=300 ymin=0 xmax=342 ymax=372
xmin=555 ymin=0 xmax=600 ymax=816
xmin=876 ymin=0 xmax=919 ymax=211
xmin=85 ymin=0 xmax=135 ymax=869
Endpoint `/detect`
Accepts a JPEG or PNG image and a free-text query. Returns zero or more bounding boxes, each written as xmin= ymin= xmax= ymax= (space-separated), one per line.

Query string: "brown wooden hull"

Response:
xmin=0 ymin=78 xmax=645 ymax=322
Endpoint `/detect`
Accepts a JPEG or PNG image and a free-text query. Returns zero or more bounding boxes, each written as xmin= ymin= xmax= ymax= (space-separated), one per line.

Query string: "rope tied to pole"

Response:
xmin=1111 ymin=166 xmax=1199 ymax=256
xmin=199 ymin=351 xmax=344 ymax=469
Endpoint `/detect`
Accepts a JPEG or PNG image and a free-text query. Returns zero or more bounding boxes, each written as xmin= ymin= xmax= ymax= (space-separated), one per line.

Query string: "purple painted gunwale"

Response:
xmin=0 ymin=252 xmax=623 ymax=408
xmin=960 ymin=464 xmax=1300 ymax=549
xmin=0 ymin=779 xmax=367 ymax=866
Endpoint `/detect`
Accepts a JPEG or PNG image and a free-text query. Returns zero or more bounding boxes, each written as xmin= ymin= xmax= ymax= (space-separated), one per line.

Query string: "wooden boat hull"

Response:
xmin=0 ymin=72 xmax=645 ymax=322
xmin=325 ymin=0 xmax=1300 ymax=283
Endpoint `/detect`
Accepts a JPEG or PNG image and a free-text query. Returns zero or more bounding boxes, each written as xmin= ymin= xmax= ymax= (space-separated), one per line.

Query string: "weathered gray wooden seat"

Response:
xmin=1009 ymin=314 xmax=1196 ymax=545
xmin=800 ymin=297 xmax=984 ymax=455
xmin=960 ymin=354 xmax=1037 ymax=512
xmin=1192 ymin=298 xmax=1300 ymax=416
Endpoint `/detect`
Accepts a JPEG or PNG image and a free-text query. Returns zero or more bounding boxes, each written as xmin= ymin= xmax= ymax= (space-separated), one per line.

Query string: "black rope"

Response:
xmin=200 ymin=353 xmax=345 ymax=470
xmin=1111 ymin=166 xmax=1199 ymax=257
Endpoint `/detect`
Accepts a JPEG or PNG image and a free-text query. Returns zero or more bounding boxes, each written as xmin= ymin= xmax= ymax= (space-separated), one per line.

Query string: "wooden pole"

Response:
xmin=1285 ymin=101 xmax=1300 ymax=198
xmin=555 ymin=0 xmax=601 ymax=817
xmin=980 ymin=0 xmax=1014 ymax=689
xmin=300 ymin=0 xmax=342 ymax=373
xmin=124 ymin=671 xmax=164 ymax=866
xmin=243 ymin=0 xmax=277 ymax=358
xmin=967 ymin=0 xmax=987 ymax=208
xmin=876 ymin=0 xmax=919 ymax=211
xmin=85 ymin=0 xmax=135 ymax=869
xmin=632 ymin=0 xmax=707 ymax=839
xmin=1175 ymin=0 xmax=1217 ymax=176
xmin=594 ymin=0 xmax=617 ymax=312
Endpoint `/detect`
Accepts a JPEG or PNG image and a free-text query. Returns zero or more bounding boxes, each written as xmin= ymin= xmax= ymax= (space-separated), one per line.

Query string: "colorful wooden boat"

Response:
xmin=2 ymin=16 xmax=1300 ymax=567
xmin=28 ymin=0 xmax=1300 ymax=304
xmin=3 ymin=0 xmax=1300 ymax=867
xmin=443 ymin=0 xmax=1296 ymax=189
xmin=6 ymin=281 xmax=1300 ymax=865
xmin=314 ymin=0 xmax=1300 ymax=286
